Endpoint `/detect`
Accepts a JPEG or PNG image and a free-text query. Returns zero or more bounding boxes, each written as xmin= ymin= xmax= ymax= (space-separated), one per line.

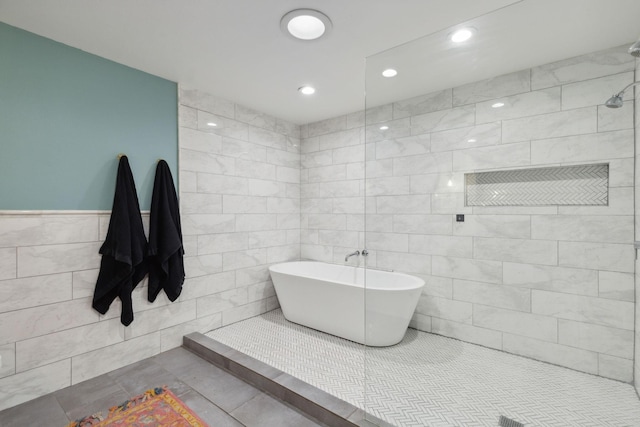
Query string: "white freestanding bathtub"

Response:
xmin=269 ymin=261 xmax=424 ymax=346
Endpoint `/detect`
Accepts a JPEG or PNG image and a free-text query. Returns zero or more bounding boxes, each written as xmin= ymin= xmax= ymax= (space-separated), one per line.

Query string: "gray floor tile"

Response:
xmin=184 ymin=366 xmax=261 ymax=413
xmin=178 ymin=389 xmax=245 ymax=427
xmin=109 ymin=360 xmax=192 ymax=397
xmin=0 ymin=394 xmax=69 ymax=427
xmin=0 ymin=344 xmax=346 ymax=427
xmin=231 ymin=393 xmax=326 ymax=427
xmin=154 ymin=346 xmax=221 ymax=378
xmin=54 ymin=374 xmax=129 ymax=421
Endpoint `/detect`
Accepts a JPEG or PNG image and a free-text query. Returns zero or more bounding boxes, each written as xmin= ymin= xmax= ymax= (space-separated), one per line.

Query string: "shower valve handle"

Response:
xmin=361 ymin=249 xmax=369 ymax=257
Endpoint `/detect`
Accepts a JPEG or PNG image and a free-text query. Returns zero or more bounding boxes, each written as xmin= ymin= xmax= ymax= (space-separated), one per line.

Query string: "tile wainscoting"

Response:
xmin=0 ymin=89 xmax=301 ymax=411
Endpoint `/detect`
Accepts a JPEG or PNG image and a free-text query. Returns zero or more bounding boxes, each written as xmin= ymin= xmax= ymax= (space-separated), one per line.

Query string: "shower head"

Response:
xmin=629 ymin=39 xmax=640 ymax=57
xmin=604 ymin=82 xmax=640 ymax=108
xmin=605 ymin=93 xmax=624 ymax=108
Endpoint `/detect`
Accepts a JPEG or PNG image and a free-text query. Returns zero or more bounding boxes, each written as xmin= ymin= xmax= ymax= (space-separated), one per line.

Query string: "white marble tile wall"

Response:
xmin=300 ymin=44 xmax=636 ymax=383
xmin=177 ymin=85 xmax=297 ymax=328
xmin=0 ymin=89 xmax=299 ymax=411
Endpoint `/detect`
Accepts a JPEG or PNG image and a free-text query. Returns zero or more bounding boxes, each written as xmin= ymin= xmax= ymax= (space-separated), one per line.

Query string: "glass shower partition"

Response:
xmin=363 ymin=1 xmax=639 ymax=425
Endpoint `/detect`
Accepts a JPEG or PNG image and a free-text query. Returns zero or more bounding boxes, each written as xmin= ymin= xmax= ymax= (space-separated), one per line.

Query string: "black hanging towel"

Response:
xmin=93 ymin=156 xmax=148 ymax=326
xmin=147 ymin=159 xmax=185 ymax=302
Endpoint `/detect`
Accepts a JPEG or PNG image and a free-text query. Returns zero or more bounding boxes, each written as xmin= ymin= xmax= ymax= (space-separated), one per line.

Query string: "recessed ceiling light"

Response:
xmin=450 ymin=27 xmax=475 ymax=43
xmin=382 ymin=69 xmax=398 ymax=78
xmin=281 ymin=9 xmax=332 ymax=41
xmin=467 ymin=138 xmax=476 ymax=143
xmin=206 ymin=122 xmax=217 ymax=127
xmin=299 ymin=85 xmax=316 ymax=95
xmin=379 ymin=125 xmax=389 ymax=130
xmin=492 ymin=102 xmax=505 ymax=108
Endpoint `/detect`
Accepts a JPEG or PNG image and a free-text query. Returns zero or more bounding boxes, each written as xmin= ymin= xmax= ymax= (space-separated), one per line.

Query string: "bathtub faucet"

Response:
xmin=344 ymin=250 xmax=360 ymax=262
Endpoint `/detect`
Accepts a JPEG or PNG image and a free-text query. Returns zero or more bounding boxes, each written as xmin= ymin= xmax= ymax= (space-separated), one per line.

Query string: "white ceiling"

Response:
xmin=1 ymin=0 xmax=639 ymax=125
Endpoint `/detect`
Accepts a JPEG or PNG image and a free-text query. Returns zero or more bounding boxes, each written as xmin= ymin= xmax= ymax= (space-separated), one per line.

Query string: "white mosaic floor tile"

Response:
xmin=206 ymin=309 xmax=640 ymax=427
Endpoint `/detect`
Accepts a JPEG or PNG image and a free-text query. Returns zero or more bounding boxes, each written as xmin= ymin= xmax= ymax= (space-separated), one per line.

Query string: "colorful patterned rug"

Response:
xmin=66 ymin=386 xmax=208 ymax=426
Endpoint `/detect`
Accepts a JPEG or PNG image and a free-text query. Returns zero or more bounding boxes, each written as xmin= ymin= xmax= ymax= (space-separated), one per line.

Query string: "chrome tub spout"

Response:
xmin=344 ymin=250 xmax=360 ymax=262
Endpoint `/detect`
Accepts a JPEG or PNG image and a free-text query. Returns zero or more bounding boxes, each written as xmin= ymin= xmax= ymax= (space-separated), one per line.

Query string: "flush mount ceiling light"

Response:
xmin=379 ymin=125 xmax=389 ymax=130
xmin=281 ymin=9 xmax=332 ymax=40
xmin=298 ymin=85 xmax=316 ymax=95
xmin=492 ymin=102 xmax=505 ymax=108
xmin=206 ymin=122 xmax=217 ymax=127
xmin=382 ymin=69 xmax=398 ymax=78
xmin=450 ymin=27 xmax=475 ymax=43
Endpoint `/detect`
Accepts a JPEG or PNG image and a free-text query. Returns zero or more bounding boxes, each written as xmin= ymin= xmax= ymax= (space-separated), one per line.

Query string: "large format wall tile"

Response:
xmin=17 ymin=242 xmax=101 ymax=278
xmin=71 ymin=333 xmax=161 ymax=384
xmin=561 ymin=72 xmax=634 ymax=110
xmin=375 ymin=134 xmax=431 ymax=159
xmin=598 ymin=271 xmax=634 ymax=302
xmin=0 ymin=248 xmax=16 ymax=280
xmin=502 ymin=107 xmax=597 ymax=143
xmin=180 ymin=86 xmax=235 ymax=117
xmin=430 ymin=122 xmax=501 ymax=152
xmin=559 ymin=242 xmax=634 ymax=273
xmin=0 ymin=273 xmax=72 ymax=314
xmin=599 ymin=354 xmax=634 ymax=383
xmin=16 ymin=318 xmax=124 ymax=372
xmin=393 ymin=214 xmax=452 ymax=235
xmin=473 ymin=237 xmax=558 ymax=265
xmin=503 ymin=262 xmax=599 ymax=296
xmin=453 ymin=215 xmax=530 ymax=239
xmin=0 ymin=343 xmax=15 ymax=379
xmin=452 ymin=142 xmax=530 ymax=171
xmin=416 ymin=295 xmax=472 ymax=324
xmin=475 ymin=88 xmax=561 ymax=124
xmin=180 ymin=127 xmax=222 ymax=154
xmin=558 ymin=319 xmax=633 ymax=359
xmin=196 ymin=288 xmax=249 ymax=318
xmin=431 ymin=317 xmax=502 ymax=349
xmin=432 ymin=256 xmax=502 ymax=284
xmin=392 ymin=89 xmax=452 ymax=119
xmin=411 ymin=105 xmax=475 ymax=134
xmin=530 ymin=129 xmax=633 ymax=165
xmin=503 ymin=333 xmax=598 ymax=374
xmin=409 ymin=235 xmax=472 ymax=258
xmin=532 ymin=290 xmax=634 ymax=330
xmin=473 ymin=305 xmax=557 ymax=342
xmin=0 ymin=216 xmax=98 ymax=247
xmin=598 ymin=101 xmax=634 ymax=132
xmin=453 ymin=279 xmax=531 ymax=312
xmin=452 ymin=69 xmax=531 ymax=106
xmin=530 ymin=45 xmax=634 ymax=89
xmin=0 ymin=360 xmax=70 ymax=412
xmin=531 ymin=215 xmax=633 ymax=243
xmin=0 ymin=298 xmax=99 ymax=346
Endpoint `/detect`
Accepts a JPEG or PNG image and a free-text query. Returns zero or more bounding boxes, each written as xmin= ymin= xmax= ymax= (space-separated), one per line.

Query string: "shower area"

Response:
xmin=200 ymin=2 xmax=640 ymax=426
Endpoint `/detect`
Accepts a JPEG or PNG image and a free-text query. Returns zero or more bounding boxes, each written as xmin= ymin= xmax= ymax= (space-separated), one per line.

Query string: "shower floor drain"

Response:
xmin=499 ymin=415 xmax=525 ymax=427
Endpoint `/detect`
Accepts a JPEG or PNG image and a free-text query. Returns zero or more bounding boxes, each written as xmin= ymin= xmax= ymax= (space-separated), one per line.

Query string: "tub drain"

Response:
xmin=498 ymin=415 xmax=524 ymax=427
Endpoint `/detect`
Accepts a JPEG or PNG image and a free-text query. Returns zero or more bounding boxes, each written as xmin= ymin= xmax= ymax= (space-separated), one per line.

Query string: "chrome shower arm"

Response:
xmin=614 ymin=81 xmax=640 ymax=97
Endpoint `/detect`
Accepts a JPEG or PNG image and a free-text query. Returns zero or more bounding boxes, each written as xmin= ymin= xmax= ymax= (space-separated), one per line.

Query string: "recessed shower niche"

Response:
xmin=465 ymin=163 xmax=609 ymax=206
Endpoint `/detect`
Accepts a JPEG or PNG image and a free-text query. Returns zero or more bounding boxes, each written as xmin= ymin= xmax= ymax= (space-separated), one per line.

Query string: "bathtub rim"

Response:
xmin=269 ymin=260 xmax=425 ymax=291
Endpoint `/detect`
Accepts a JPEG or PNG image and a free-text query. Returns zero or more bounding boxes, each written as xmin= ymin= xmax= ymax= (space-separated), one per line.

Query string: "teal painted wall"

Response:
xmin=0 ymin=22 xmax=178 ymax=210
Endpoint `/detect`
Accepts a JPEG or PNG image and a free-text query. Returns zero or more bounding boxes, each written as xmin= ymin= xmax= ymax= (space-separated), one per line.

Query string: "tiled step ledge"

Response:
xmin=183 ymin=332 xmax=392 ymax=427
